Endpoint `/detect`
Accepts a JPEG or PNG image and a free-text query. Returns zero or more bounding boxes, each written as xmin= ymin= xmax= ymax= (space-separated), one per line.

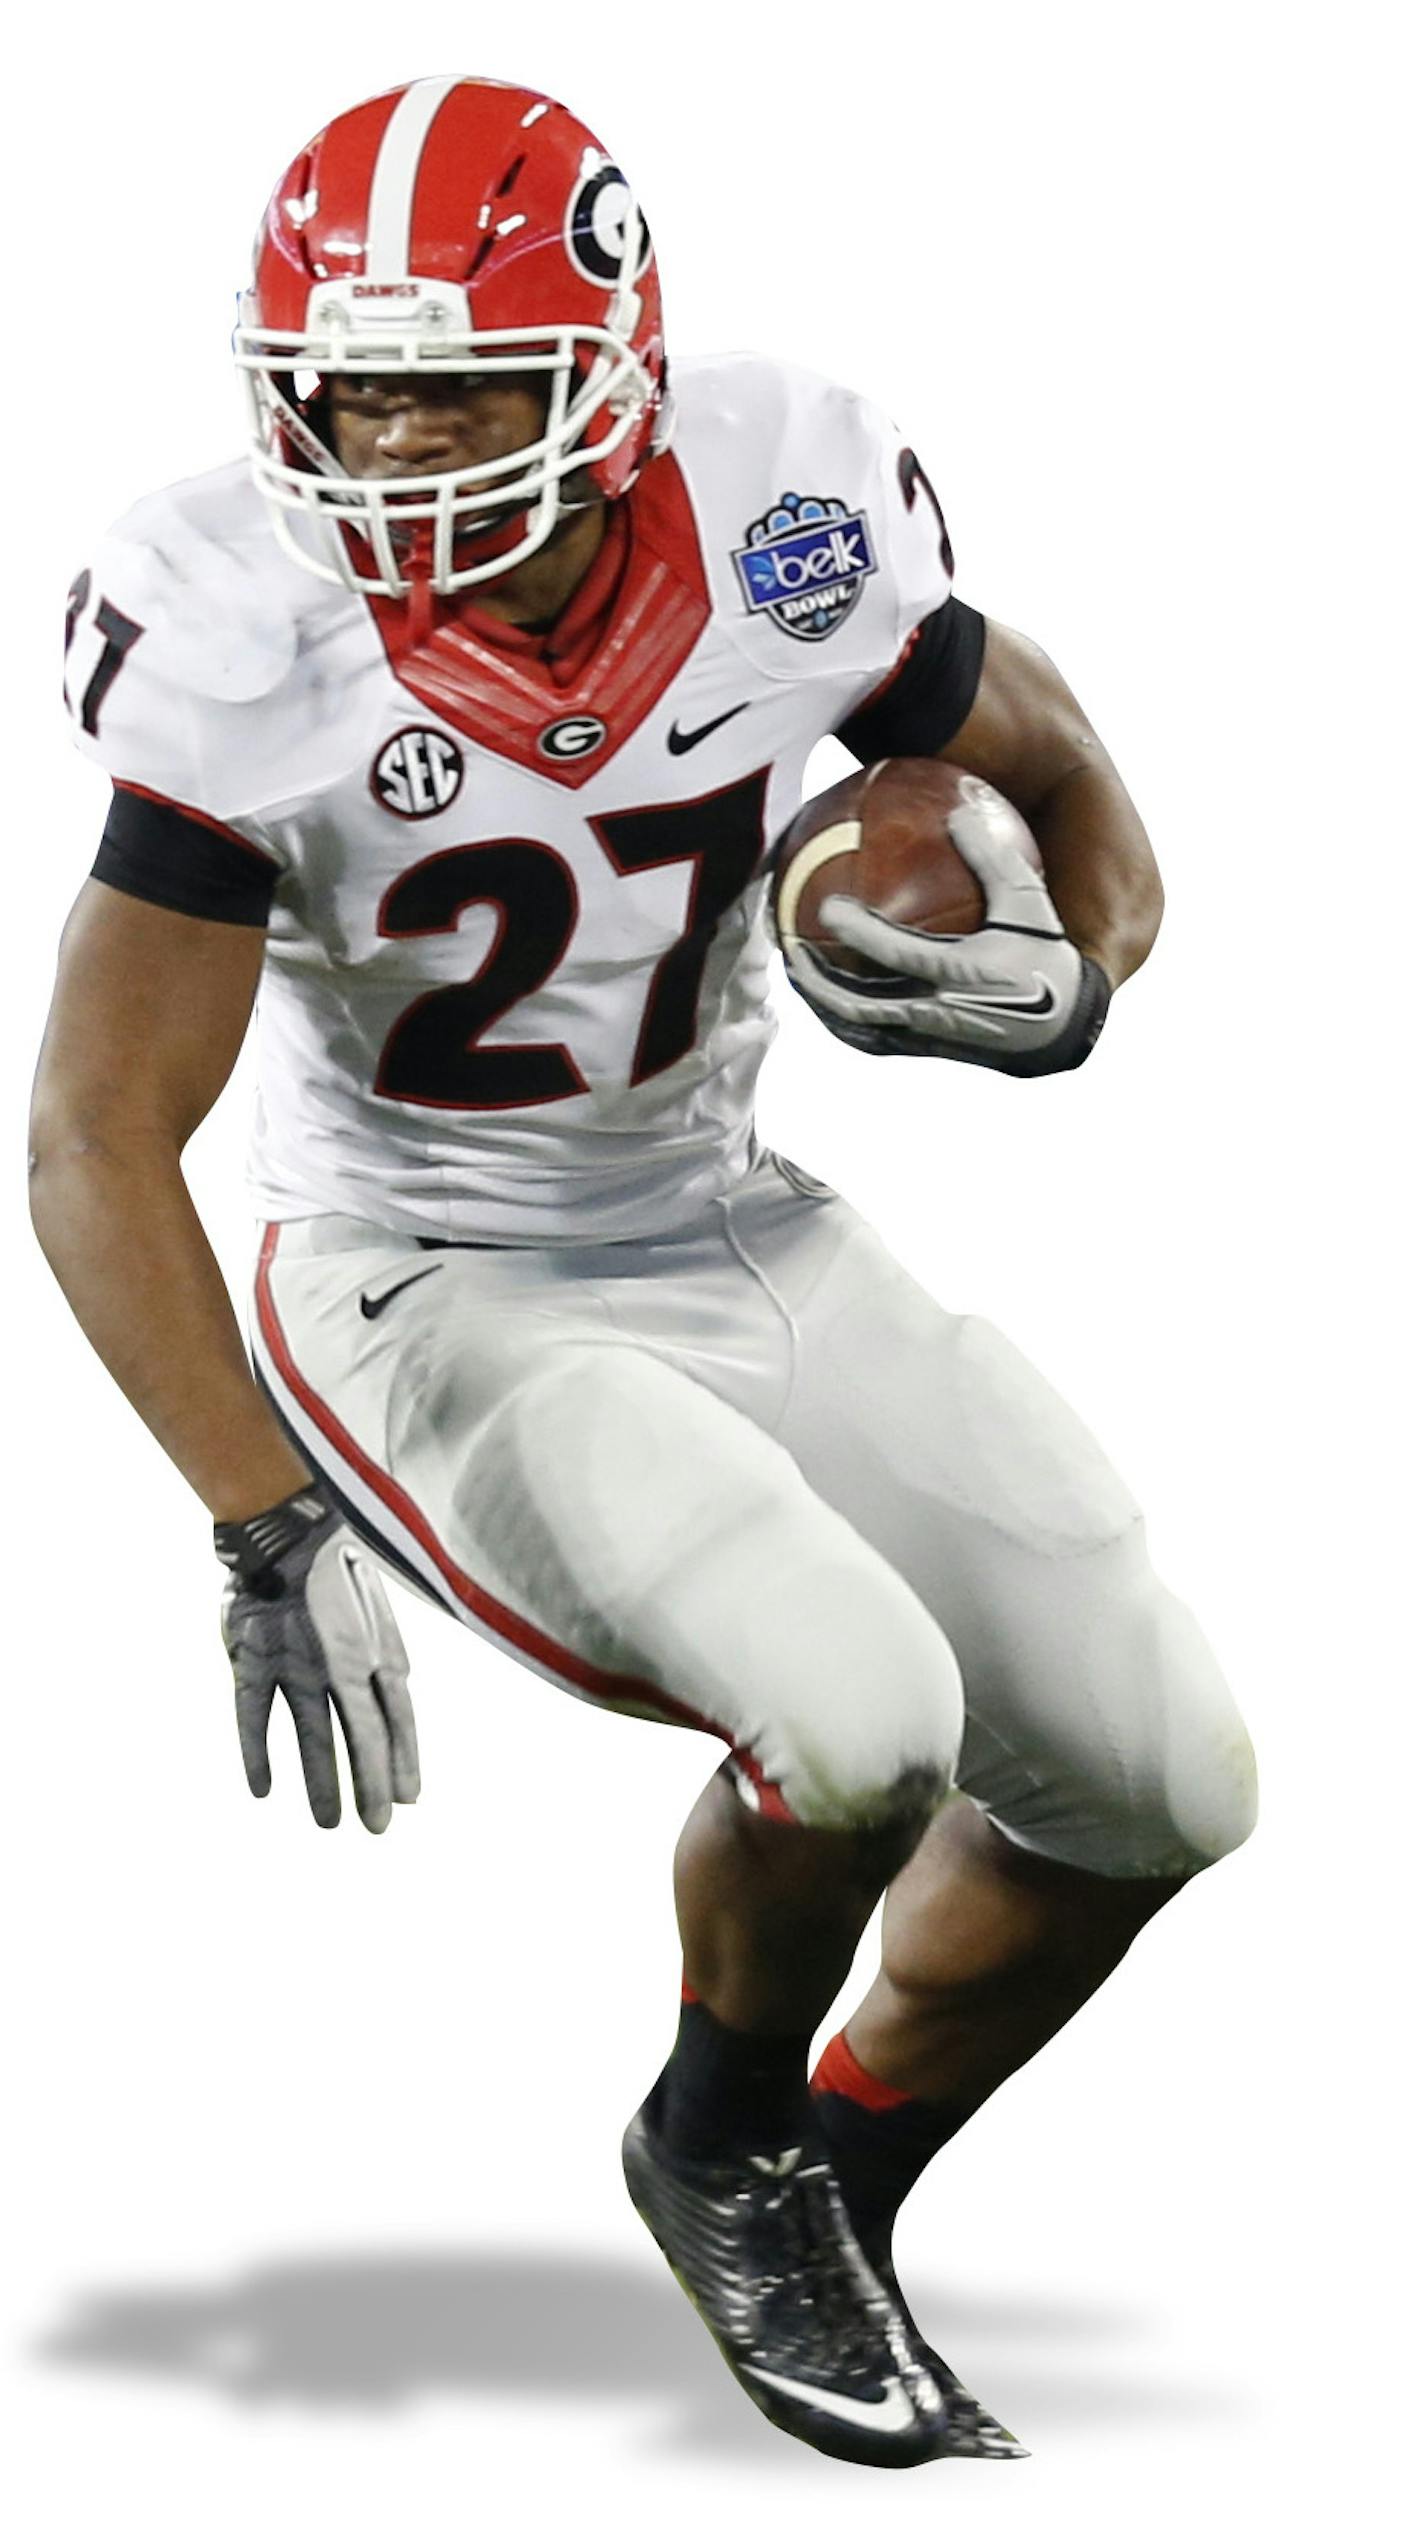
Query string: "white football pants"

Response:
xmin=252 ymin=1148 xmax=1257 ymax=1873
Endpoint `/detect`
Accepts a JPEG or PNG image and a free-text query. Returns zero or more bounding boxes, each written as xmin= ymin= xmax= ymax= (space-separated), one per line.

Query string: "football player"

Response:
xmin=30 ymin=77 xmax=1257 ymax=2468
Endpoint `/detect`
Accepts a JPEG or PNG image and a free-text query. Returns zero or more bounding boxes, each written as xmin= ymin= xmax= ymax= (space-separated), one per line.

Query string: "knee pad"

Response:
xmin=1076 ymin=1559 xmax=1258 ymax=1877
xmin=1146 ymin=1583 xmax=1259 ymax=1873
xmin=455 ymin=1343 xmax=965 ymax=1829
xmin=972 ymin=1528 xmax=1259 ymax=1881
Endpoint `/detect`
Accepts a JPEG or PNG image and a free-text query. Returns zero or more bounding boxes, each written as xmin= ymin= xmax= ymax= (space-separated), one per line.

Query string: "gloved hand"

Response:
xmin=784 ymin=775 xmax=1111 ymax=1076
xmin=215 ymin=1486 xmax=419 ymax=1832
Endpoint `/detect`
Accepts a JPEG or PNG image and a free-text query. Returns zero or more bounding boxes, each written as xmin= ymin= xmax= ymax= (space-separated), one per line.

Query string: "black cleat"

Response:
xmin=622 ymin=2100 xmax=1024 ymax=2466
xmin=858 ymin=2215 xmax=1028 ymax=2459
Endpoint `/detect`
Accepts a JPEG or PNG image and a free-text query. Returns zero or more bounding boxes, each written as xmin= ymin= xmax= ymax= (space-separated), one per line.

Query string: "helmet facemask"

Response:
xmin=235 ymin=268 xmax=656 ymax=597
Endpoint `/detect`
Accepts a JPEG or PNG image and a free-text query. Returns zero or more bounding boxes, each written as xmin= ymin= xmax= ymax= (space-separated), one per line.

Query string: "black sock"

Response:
xmin=653 ymin=1990 xmax=814 ymax=2162
xmin=811 ymin=2030 xmax=970 ymax=2249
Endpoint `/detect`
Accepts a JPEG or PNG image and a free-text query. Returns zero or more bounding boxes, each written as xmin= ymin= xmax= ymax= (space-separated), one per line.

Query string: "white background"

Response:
xmin=5 ymin=1 xmax=1416 ymax=2528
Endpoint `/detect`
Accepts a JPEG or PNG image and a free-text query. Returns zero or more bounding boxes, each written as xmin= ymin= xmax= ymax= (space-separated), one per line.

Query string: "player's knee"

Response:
xmin=735 ymin=1571 xmax=965 ymax=1832
xmin=455 ymin=1344 xmax=965 ymax=1831
xmin=1085 ymin=1579 xmax=1258 ymax=1879
xmin=981 ymin=1546 xmax=1258 ymax=1881
xmin=1144 ymin=1585 xmax=1258 ymax=1873
xmin=1171 ymin=1733 xmax=1258 ymax=1873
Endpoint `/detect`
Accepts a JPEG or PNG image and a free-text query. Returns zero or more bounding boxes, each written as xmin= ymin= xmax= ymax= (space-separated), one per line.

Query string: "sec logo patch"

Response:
xmin=371 ymin=727 xmax=465 ymax=818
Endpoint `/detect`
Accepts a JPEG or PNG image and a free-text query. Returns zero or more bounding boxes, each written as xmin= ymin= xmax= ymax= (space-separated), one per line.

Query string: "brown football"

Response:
xmin=771 ymin=758 xmax=1041 ymax=976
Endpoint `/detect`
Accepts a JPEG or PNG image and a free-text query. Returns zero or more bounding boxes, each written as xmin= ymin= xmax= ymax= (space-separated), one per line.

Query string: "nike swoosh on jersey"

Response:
xmin=358 ymin=1265 xmax=443 ymax=1320
xmin=743 ymin=2364 xmax=918 ymax=2435
xmin=667 ymin=702 xmax=750 ymax=754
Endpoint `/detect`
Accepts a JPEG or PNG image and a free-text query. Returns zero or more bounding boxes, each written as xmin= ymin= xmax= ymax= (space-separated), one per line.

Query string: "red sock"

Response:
xmin=812 ymin=2028 xmax=913 ymax=2112
xmin=811 ymin=2029 xmax=969 ymax=2247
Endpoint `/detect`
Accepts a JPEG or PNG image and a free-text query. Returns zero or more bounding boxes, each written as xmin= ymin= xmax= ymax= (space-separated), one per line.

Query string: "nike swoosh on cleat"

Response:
xmin=668 ymin=702 xmax=750 ymax=754
xmin=743 ymin=2365 xmax=918 ymax=2434
xmin=358 ymin=1265 xmax=443 ymax=1321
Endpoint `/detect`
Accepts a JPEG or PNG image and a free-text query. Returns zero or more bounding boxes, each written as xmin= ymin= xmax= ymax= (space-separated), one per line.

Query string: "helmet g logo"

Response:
xmin=565 ymin=163 xmax=652 ymax=287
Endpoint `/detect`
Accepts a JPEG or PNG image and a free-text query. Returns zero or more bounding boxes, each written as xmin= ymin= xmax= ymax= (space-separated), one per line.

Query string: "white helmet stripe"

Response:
xmin=365 ymin=75 xmax=462 ymax=279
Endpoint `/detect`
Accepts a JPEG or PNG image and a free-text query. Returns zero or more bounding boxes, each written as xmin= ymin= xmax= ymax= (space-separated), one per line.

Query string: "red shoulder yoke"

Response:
xmin=362 ymin=452 xmax=712 ymax=788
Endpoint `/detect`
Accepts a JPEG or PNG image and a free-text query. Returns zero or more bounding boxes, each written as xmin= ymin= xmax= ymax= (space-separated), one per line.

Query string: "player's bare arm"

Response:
xmin=942 ymin=617 xmax=1163 ymax=990
xmin=28 ymin=880 xmax=303 ymax=1519
xmin=30 ymin=881 xmax=417 ymax=1833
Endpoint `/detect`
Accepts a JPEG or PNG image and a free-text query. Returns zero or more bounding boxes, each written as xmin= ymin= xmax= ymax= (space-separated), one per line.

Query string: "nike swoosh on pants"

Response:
xmin=359 ymin=1265 xmax=443 ymax=1320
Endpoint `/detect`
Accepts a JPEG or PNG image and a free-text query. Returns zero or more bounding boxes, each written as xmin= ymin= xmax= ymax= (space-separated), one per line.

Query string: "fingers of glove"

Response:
xmin=947 ymin=783 xmax=1062 ymax=926
xmin=342 ymin=1545 xmax=412 ymax=1684
xmin=284 ymin=1532 xmax=421 ymax=1832
xmin=303 ymin=1532 xmax=401 ymax=1685
xmin=782 ymin=932 xmax=900 ymax=1020
xmin=339 ymin=1551 xmax=420 ymax=1807
xmin=233 ymin=1666 xmax=278 ymax=1799
xmin=786 ymin=941 xmax=1009 ymax=1043
xmin=818 ymin=896 xmax=1024 ymax=989
xmin=282 ymin=1680 xmax=344 ymax=1829
xmin=336 ymin=1552 xmax=420 ymax=1803
xmin=374 ymin=1666 xmax=422 ymax=1804
xmin=322 ymin=1669 xmax=395 ymax=1832
xmin=303 ymin=1538 xmax=403 ymax=1829
xmin=828 ymin=906 xmax=1087 ymax=1028
xmin=884 ymin=1000 xmax=1014 ymax=1046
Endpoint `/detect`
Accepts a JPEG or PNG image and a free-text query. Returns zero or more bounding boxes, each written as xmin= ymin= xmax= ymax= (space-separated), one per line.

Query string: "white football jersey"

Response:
xmin=65 ymin=354 xmax=970 ymax=1242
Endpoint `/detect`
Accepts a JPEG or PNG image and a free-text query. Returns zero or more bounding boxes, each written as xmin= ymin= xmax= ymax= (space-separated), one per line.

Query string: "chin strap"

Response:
xmin=405 ymin=533 xmax=436 ymax=644
xmin=393 ymin=468 xmax=618 ymax=625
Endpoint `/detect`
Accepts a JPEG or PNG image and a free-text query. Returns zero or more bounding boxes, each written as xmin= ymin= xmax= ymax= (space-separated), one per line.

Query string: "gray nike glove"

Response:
xmin=215 ymin=1486 xmax=420 ymax=1833
xmin=783 ymin=774 xmax=1110 ymax=1077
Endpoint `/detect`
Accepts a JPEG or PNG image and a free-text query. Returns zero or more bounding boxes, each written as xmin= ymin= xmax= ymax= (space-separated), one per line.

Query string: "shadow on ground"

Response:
xmin=30 ymin=2248 xmax=1251 ymax=2460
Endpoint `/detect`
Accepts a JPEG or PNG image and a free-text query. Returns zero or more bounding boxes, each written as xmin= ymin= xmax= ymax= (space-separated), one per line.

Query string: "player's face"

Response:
xmin=327 ymin=372 xmax=548 ymax=480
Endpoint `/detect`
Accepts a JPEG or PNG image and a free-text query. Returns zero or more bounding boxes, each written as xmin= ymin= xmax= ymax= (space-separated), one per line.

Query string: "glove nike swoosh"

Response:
xmin=932 ymin=980 xmax=1058 ymax=1016
xmin=841 ymin=974 xmax=1059 ymax=1016
xmin=743 ymin=2365 xmax=918 ymax=2434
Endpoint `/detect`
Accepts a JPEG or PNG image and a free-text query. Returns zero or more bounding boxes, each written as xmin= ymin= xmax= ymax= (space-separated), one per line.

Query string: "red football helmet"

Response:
xmin=235 ymin=77 xmax=668 ymax=596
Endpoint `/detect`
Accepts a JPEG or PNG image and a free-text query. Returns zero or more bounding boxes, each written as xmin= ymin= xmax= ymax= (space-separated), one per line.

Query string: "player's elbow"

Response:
xmin=28 ymin=1108 xmax=106 ymax=1267
xmin=28 ymin=1085 xmax=176 ymax=1259
xmin=1124 ymin=854 xmax=1166 ymax=978
xmin=29 ymin=1079 xmax=114 ymax=1191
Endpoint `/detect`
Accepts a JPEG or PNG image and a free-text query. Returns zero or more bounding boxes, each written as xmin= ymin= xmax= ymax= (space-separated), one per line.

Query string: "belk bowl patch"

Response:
xmin=733 ymin=493 xmax=877 ymax=641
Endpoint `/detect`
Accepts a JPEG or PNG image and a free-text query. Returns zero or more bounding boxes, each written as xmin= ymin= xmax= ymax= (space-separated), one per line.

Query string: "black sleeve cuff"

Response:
xmin=91 ymin=784 xmax=279 ymax=927
xmin=836 ymin=594 xmax=987 ymax=765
